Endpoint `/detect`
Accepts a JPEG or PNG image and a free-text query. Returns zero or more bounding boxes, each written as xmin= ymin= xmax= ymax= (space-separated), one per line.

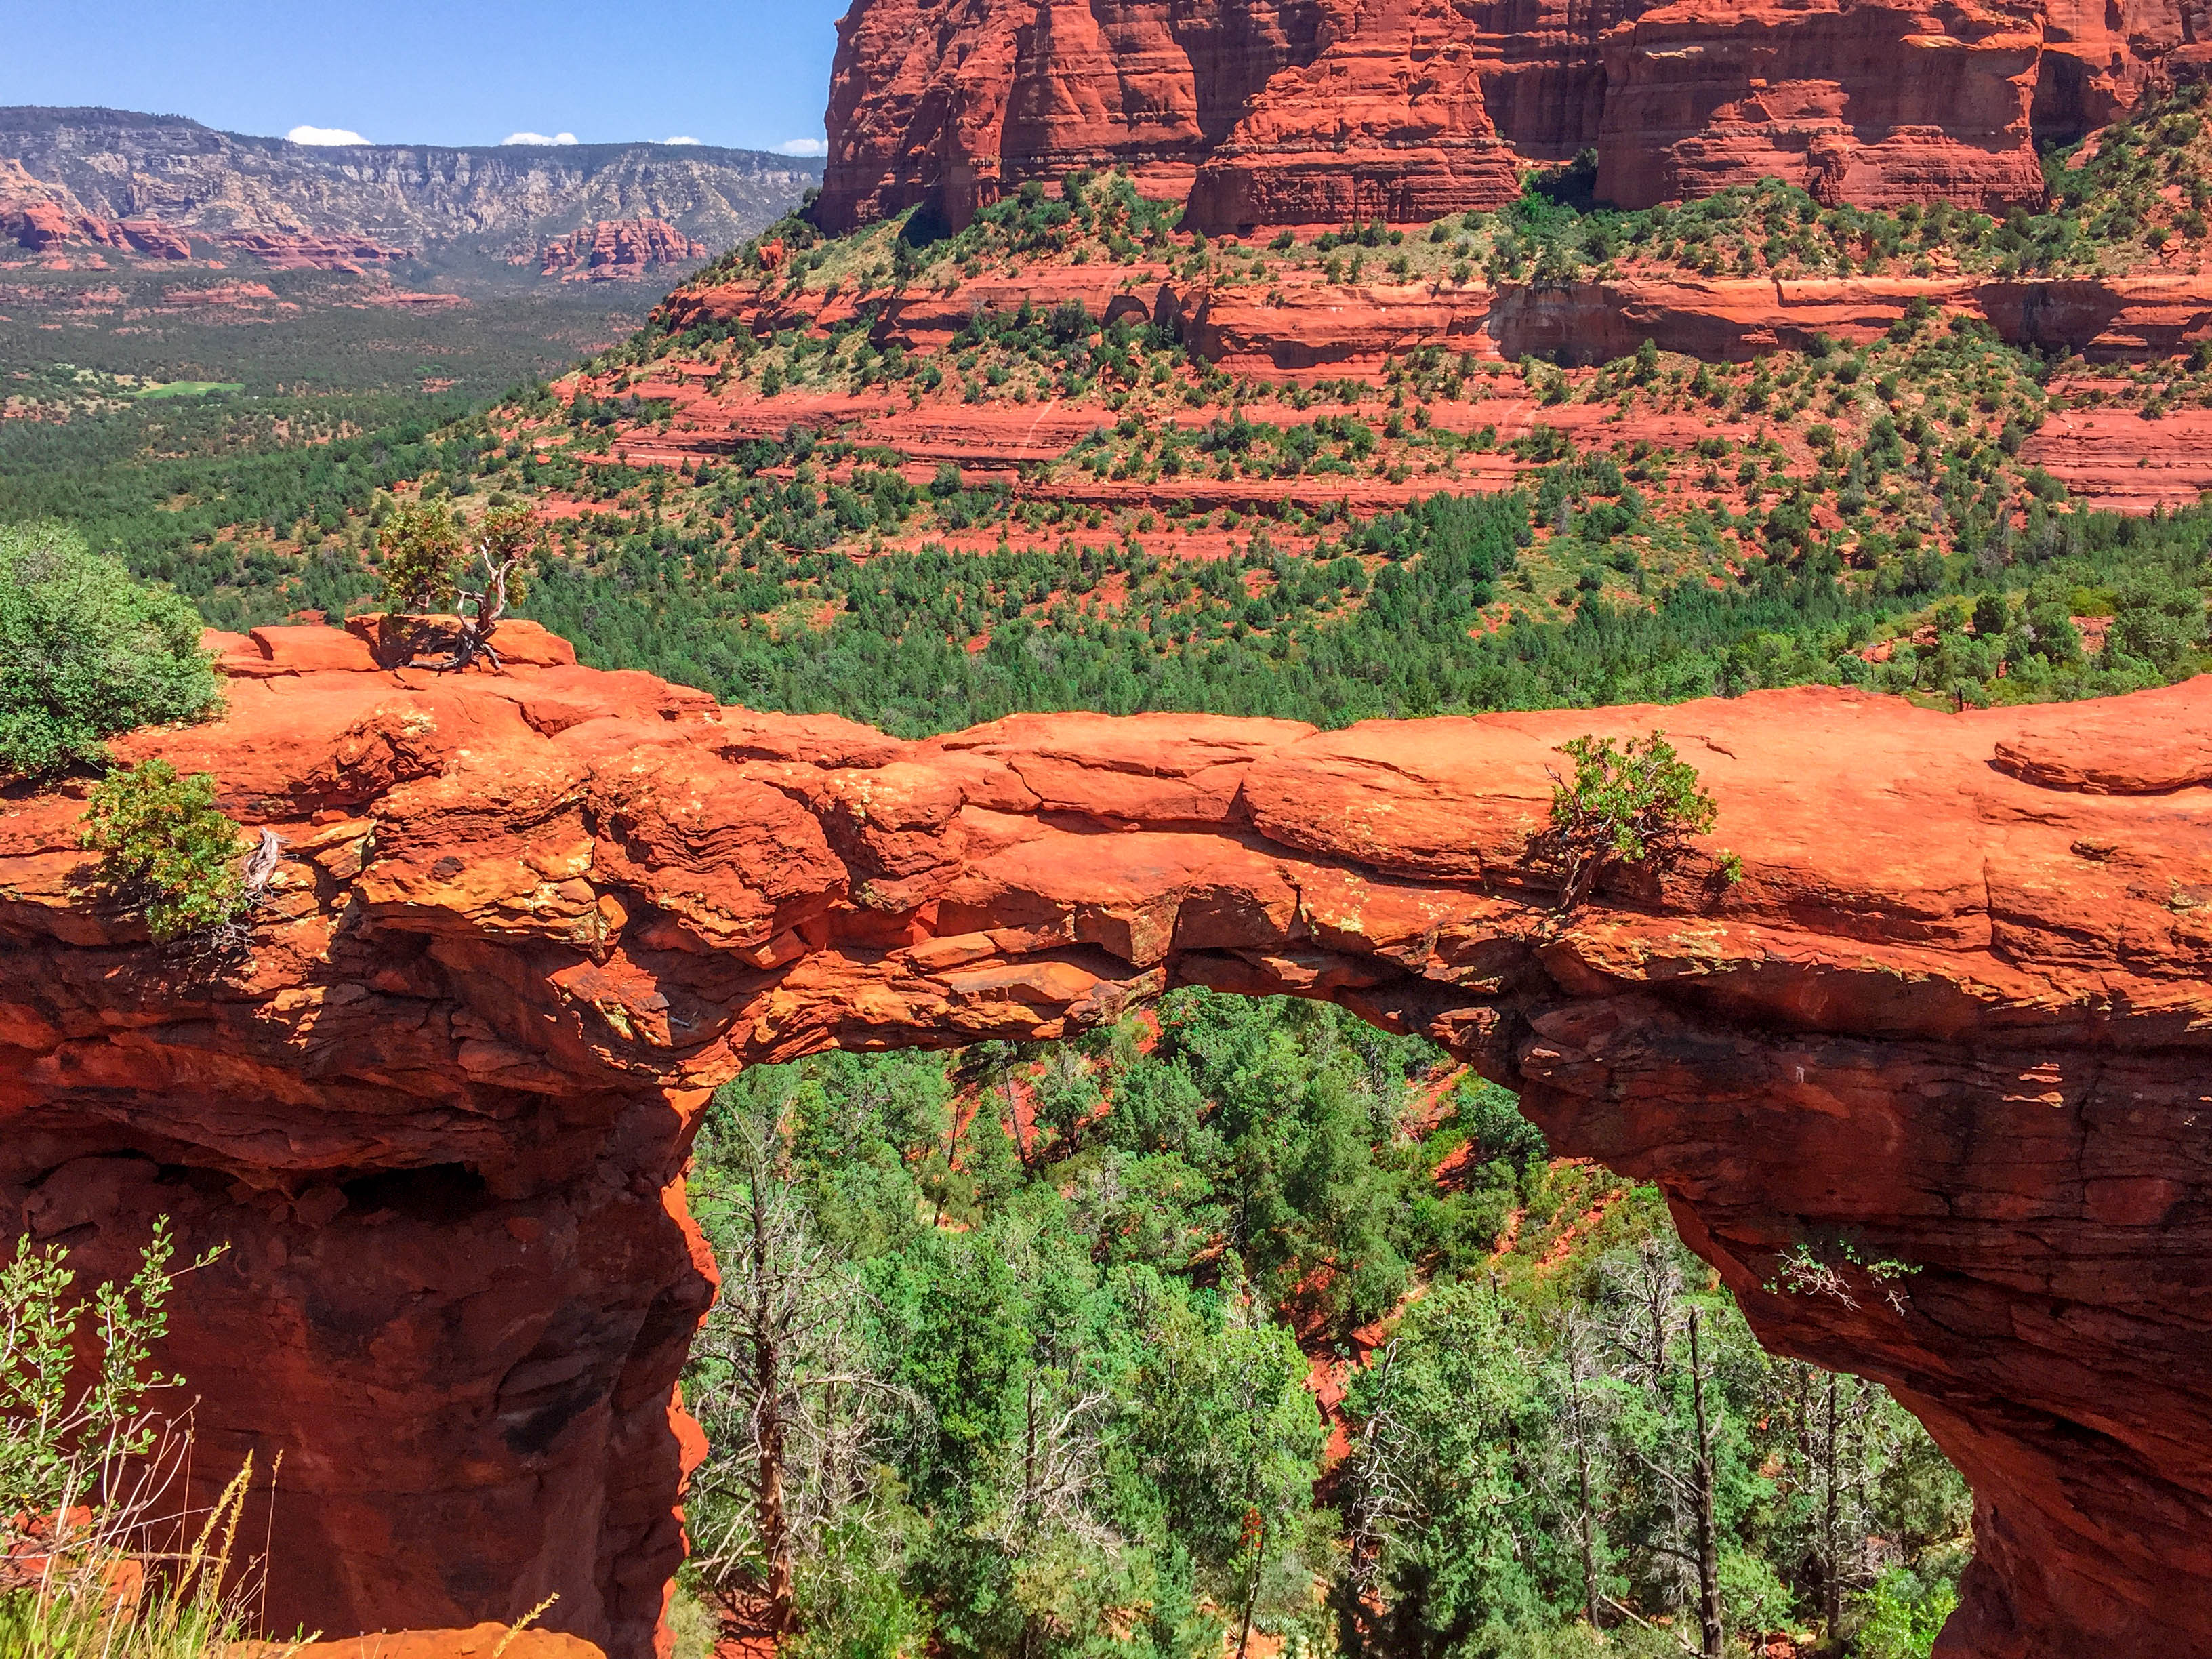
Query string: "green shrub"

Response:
xmin=1 ymin=1221 xmax=274 ymax=1659
xmin=374 ymin=498 xmax=463 ymax=614
xmin=0 ymin=523 xmax=220 ymax=781
xmin=1536 ymin=730 xmax=1727 ymax=909
xmin=1 ymin=1218 xmax=196 ymax=1515
xmin=79 ymin=760 xmax=246 ymax=943
xmin=1851 ymin=1564 xmax=1959 ymax=1658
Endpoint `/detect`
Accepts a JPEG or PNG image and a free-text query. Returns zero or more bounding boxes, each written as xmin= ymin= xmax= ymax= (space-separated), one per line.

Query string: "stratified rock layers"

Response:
xmin=536 ymin=219 xmax=709 ymax=281
xmin=818 ymin=0 xmax=2189 ymax=230
xmin=4 ymin=636 xmax=2211 ymax=1658
xmin=1594 ymin=0 xmax=2049 ymax=211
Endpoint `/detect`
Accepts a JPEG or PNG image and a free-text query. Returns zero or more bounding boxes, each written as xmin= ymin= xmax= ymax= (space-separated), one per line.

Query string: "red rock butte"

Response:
xmin=3 ymin=621 xmax=2211 ymax=1659
xmin=817 ymin=0 xmax=2212 ymax=232
xmin=535 ymin=220 xmax=710 ymax=283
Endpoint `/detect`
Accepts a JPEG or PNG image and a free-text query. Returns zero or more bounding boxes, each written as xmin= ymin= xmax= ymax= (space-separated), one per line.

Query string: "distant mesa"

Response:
xmin=216 ymin=230 xmax=417 ymax=273
xmin=359 ymin=285 xmax=470 ymax=310
xmin=0 ymin=107 xmax=820 ymax=283
xmin=531 ymin=218 xmax=710 ymax=281
xmin=158 ymin=281 xmax=278 ymax=307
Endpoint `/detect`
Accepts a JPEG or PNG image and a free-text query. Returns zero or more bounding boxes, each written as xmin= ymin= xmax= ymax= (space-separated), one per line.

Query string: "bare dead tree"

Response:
xmin=1597 ymin=1240 xmax=1725 ymax=1658
xmin=1334 ymin=1338 xmax=1414 ymax=1657
xmin=1685 ymin=1307 xmax=1724 ymax=1659
xmin=981 ymin=1370 xmax=1114 ymax=1554
xmin=687 ymin=1086 xmax=916 ymax=1635
xmin=1555 ymin=1305 xmax=1612 ymax=1629
xmin=1601 ymin=1236 xmax=1687 ymax=1388
xmin=1793 ymin=1364 xmax=1891 ymax=1642
xmin=415 ymin=548 xmax=523 ymax=673
xmin=177 ymin=827 xmax=285 ymax=968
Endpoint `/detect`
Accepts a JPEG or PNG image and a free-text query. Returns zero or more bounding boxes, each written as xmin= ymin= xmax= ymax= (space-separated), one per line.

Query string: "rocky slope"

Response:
xmin=3 ymin=629 xmax=2209 ymax=1658
xmin=633 ymin=255 xmax=2212 ymax=510
xmin=0 ymin=108 xmax=817 ymax=279
xmin=818 ymin=0 xmax=2204 ymax=231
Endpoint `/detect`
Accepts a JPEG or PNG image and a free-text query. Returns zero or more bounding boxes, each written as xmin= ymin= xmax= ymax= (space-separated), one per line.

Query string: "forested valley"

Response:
xmin=674 ymin=993 xmax=1969 ymax=1659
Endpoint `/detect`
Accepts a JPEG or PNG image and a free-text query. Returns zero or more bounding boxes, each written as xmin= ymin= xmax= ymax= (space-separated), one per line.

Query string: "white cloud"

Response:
xmin=288 ymin=125 xmax=368 ymax=146
xmin=775 ymin=138 xmax=827 ymax=157
xmin=663 ymin=135 xmax=702 ymax=146
xmin=502 ymin=131 xmax=579 ymax=146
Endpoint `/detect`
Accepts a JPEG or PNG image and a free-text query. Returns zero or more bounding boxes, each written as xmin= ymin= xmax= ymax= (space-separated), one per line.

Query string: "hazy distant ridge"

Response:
xmin=0 ymin=106 xmax=819 ymax=258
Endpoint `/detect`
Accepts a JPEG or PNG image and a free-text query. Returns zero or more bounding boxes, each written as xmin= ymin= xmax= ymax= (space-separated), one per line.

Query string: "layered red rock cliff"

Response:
xmin=4 ymin=628 xmax=2210 ymax=1659
xmin=535 ymin=220 xmax=710 ymax=282
xmin=0 ymin=158 xmax=418 ymax=271
xmin=216 ymin=230 xmax=416 ymax=273
xmin=0 ymin=158 xmax=194 ymax=260
xmin=661 ymin=258 xmax=2212 ymax=369
xmin=818 ymin=0 xmax=2200 ymax=231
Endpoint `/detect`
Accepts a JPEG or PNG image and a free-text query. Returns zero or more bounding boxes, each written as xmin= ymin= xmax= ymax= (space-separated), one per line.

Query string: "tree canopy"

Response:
xmin=0 ymin=521 xmax=220 ymax=780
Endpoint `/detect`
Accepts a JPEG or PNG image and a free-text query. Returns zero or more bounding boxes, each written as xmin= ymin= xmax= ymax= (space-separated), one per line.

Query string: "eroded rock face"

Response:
xmin=535 ymin=220 xmax=709 ymax=281
xmin=1593 ymin=0 xmax=2049 ymax=212
xmin=1181 ymin=0 xmax=1525 ymax=229
xmin=3 ymin=636 xmax=2209 ymax=1658
xmin=819 ymin=0 xmax=2189 ymax=230
xmin=0 ymin=109 xmax=817 ymax=280
xmin=662 ymin=258 xmax=2212 ymax=372
xmin=216 ymin=230 xmax=417 ymax=272
xmin=0 ymin=156 xmax=194 ymax=258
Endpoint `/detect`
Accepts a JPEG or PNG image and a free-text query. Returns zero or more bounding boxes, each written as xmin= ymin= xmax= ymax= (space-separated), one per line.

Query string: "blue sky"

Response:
xmin=2 ymin=0 xmax=849 ymax=156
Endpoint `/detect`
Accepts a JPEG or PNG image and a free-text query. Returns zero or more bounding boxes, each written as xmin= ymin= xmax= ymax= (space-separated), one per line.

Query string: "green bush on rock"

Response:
xmin=1537 ymin=730 xmax=1735 ymax=910
xmin=0 ymin=522 xmax=220 ymax=781
xmin=79 ymin=760 xmax=248 ymax=943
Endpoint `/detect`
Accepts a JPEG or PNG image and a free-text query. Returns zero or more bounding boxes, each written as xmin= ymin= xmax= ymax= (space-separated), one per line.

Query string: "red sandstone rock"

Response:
xmin=159 ymin=281 xmax=279 ymax=308
xmin=117 ymin=219 xmax=193 ymax=260
xmin=2017 ymin=401 xmax=2212 ymax=508
xmin=360 ymin=287 xmax=470 ymax=310
xmin=0 ymin=160 xmax=176 ymax=258
xmin=8 ymin=197 xmax=106 ymax=251
xmin=5 ymin=651 xmax=2212 ymax=1659
xmin=819 ymin=0 xmax=1307 ymax=231
xmin=664 ymin=252 xmax=2212 ymax=385
xmin=217 ymin=231 xmax=415 ymax=273
xmin=537 ymin=220 xmax=708 ymax=283
xmin=228 ymin=1624 xmax=605 ymax=1659
xmin=602 ymin=253 xmax=2212 ymax=515
xmin=343 ymin=613 xmax=581 ymax=671
xmin=819 ymin=0 xmax=2188 ymax=230
xmin=1184 ymin=0 xmax=1523 ymax=230
xmin=238 ymin=625 xmax=380 ymax=676
xmin=1594 ymin=0 xmax=2049 ymax=212
xmin=0 ymin=159 xmax=195 ymax=262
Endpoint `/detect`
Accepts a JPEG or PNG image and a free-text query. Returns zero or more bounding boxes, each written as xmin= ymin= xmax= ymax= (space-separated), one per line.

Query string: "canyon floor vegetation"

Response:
xmin=677 ymin=996 xmax=1971 ymax=1659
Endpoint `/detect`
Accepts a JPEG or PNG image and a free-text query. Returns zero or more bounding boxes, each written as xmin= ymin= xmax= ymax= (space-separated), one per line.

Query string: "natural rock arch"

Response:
xmin=3 ymin=625 xmax=2209 ymax=1659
